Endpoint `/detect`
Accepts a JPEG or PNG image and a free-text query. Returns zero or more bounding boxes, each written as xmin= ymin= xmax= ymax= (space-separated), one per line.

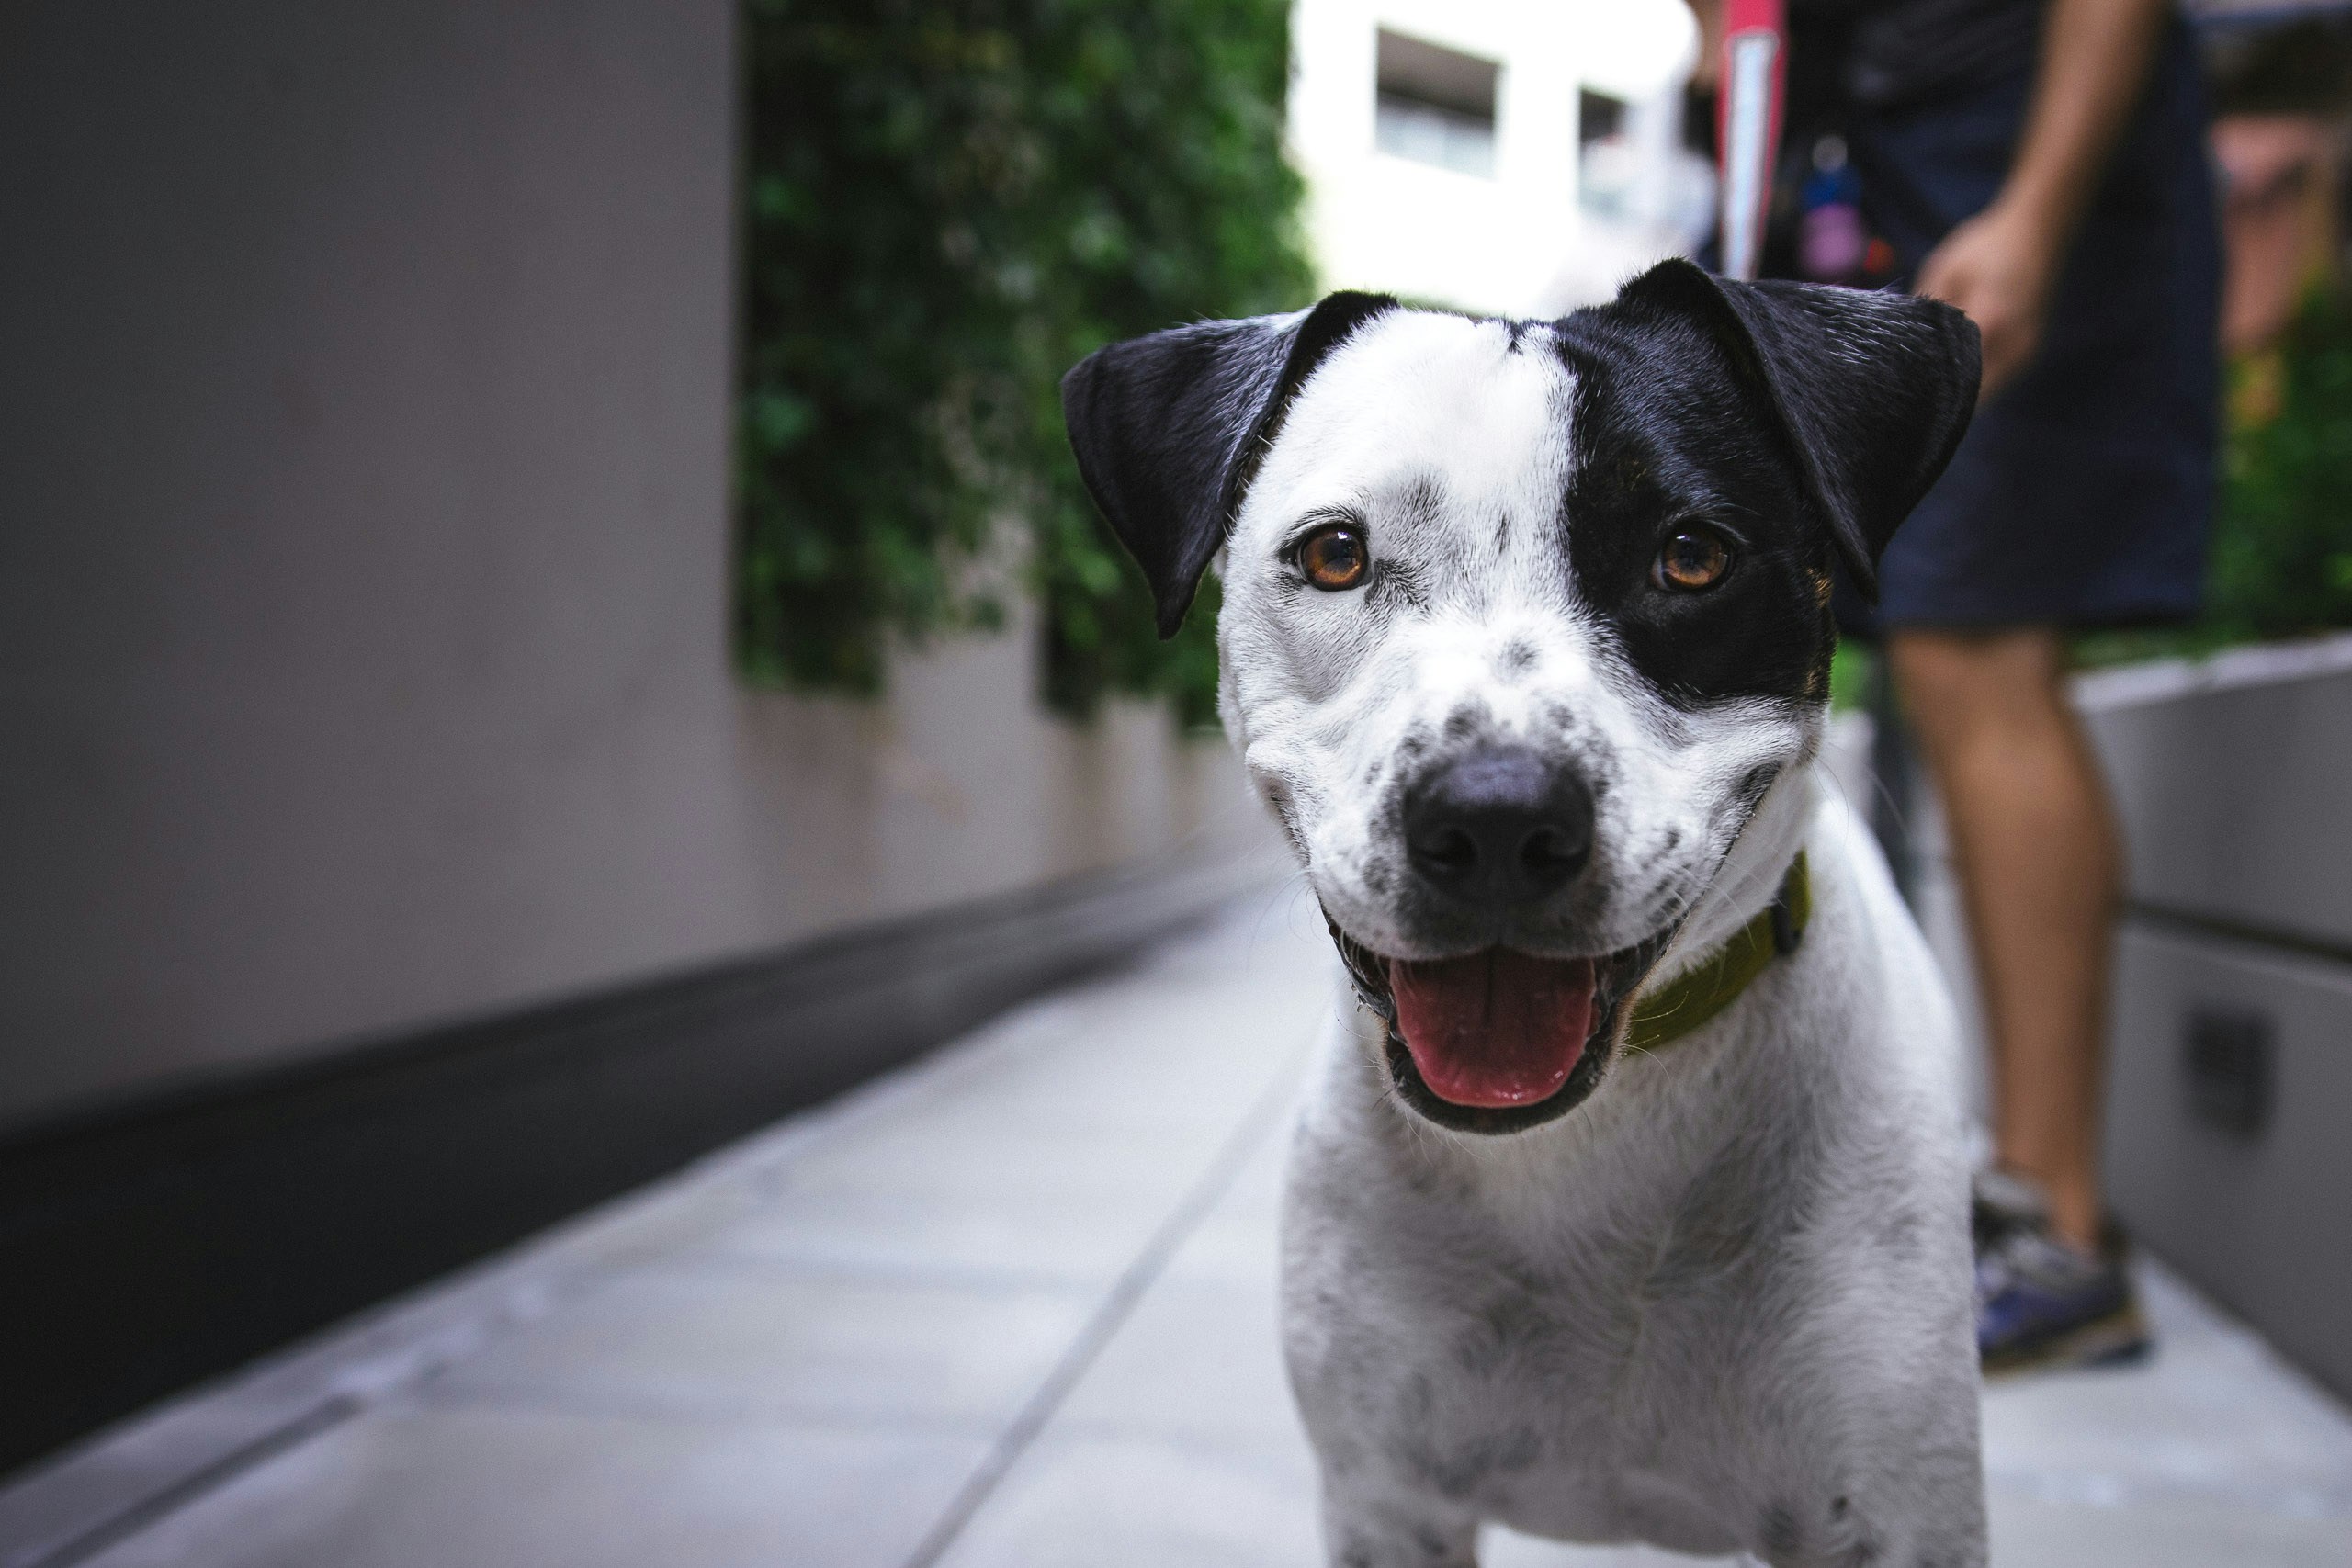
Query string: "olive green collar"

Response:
xmin=1623 ymin=852 xmax=1810 ymax=1054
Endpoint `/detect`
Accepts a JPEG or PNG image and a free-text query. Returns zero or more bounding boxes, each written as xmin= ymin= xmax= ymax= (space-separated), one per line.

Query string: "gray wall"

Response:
xmin=2084 ymin=637 xmax=2352 ymax=951
xmin=0 ymin=2 xmax=1268 ymax=1130
xmin=2082 ymin=638 xmax=2352 ymax=1396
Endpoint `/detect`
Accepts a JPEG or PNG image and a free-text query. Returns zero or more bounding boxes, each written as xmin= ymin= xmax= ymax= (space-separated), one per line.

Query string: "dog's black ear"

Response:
xmin=1612 ymin=258 xmax=1980 ymax=599
xmin=1060 ymin=292 xmax=1399 ymax=637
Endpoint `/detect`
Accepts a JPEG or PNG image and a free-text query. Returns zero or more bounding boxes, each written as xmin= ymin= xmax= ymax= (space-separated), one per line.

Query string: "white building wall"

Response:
xmin=1290 ymin=0 xmax=1702 ymax=316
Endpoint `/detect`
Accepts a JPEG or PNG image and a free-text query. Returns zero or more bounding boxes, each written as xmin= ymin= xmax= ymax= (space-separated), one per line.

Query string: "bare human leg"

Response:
xmin=1887 ymin=627 xmax=2119 ymax=1253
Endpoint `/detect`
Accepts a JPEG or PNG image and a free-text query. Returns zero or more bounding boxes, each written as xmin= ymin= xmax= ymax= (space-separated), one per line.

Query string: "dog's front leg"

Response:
xmin=1318 ymin=1477 xmax=1480 ymax=1568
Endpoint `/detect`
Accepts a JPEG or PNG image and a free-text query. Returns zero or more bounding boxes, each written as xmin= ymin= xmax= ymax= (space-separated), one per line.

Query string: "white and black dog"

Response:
xmin=1062 ymin=259 xmax=1986 ymax=1567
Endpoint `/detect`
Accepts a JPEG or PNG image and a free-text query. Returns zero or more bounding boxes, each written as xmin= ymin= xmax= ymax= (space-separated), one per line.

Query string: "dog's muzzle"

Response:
xmin=1320 ymin=741 xmax=1657 ymax=1133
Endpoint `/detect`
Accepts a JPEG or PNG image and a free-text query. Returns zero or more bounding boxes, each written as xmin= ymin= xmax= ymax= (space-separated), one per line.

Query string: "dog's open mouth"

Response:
xmin=1325 ymin=919 xmax=1674 ymax=1134
xmin=1391 ymin=950 xmax=1595 ymax=1107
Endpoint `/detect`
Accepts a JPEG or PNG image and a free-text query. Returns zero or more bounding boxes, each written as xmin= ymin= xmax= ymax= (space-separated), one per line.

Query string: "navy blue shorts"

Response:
xmin=1845 ymin=29 xmax=2222 ymax=632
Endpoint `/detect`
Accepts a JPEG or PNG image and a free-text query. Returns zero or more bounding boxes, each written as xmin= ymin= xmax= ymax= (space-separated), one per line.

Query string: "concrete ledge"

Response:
xmin=2078 ymin=630 xmax=2352 ymax=952
xmin=0 ymin=848 xmax=1280 ymax=1479
xmin=2074 ymin=628 xmax=2352 ymax=711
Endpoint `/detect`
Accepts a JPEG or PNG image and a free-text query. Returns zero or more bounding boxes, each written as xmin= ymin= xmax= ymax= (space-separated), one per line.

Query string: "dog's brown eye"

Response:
xmin=1298 ymin=524 xmax=1370 ymax=592
xmin=1654 ymin=527 xmax=1732 ymax=592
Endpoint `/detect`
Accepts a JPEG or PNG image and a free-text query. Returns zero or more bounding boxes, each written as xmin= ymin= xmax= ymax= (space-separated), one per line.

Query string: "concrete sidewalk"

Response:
xmin=6 ymin=891 xmax=2350 ymax=1567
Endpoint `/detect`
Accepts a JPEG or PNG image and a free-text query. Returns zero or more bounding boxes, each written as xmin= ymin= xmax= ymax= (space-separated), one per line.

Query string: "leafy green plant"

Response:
xmin=2207 ymin=287 xmax=2352 ymax=640
xmin=2075 ymin=286 xmax=2352 ymax=669
xmin=738 ymin=0 xmax=1312 ymax=722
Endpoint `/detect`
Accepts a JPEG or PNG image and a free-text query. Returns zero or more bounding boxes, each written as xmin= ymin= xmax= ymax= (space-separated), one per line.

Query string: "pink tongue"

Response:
xmin=1387 ymin=951 xmax=1596 ymax=1108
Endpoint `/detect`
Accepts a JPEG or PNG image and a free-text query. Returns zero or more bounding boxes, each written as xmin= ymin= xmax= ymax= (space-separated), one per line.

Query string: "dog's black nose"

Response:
xmin=1404 ymin=747 xmax=1594 ymax=906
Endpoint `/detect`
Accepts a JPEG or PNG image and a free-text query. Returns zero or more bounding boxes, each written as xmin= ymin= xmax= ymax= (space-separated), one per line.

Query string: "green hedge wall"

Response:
xmin=739 ymin=0 xmax=1312 ymax=725
xmin=2207 ymin=288 xmax=2352 ymax=641
xmin=2076 ymin=287 xmax=2352 ymax=667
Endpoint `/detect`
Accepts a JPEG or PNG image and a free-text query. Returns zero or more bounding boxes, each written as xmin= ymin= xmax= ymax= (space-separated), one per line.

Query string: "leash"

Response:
xmin=1623 ymin=852 xmax=1810 ymax=1054
xmin=1715 ymin=0 xmax=1789 ymax=282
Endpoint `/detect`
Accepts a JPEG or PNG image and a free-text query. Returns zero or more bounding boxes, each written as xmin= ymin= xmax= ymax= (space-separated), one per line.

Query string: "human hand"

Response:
xmin=1913 ymin=201 xmax=2064 ymax=399
xmin=1684 ymin=0 xmax=1725 ymax=88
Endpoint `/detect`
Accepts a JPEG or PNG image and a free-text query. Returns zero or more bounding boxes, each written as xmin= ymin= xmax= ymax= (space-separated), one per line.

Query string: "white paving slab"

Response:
xmin=74 ymin=1408 xmax=988 ymax=1568
xmin=423 ymin=1263 xmax=1099 ymax=1428
xmin=6 ymin=886 xmax=2350 ymax=1567
xmin=932 ymin=1433 xmax=1324 ymax=1568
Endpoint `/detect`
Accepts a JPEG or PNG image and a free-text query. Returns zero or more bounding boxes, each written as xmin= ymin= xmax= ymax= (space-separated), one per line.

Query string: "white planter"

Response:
xmin=2081 ymin=634 xmax=2352 ymax=1398
xmin=2082 ymin=632 xmax=2352 ymax=953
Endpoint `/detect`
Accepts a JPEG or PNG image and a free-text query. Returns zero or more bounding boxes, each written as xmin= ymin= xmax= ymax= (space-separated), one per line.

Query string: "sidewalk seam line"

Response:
xmin=15 ymin=1396 xmax=363 ymax=1568
xmin=897 ymin=1050 xmax=1305 ymax=1568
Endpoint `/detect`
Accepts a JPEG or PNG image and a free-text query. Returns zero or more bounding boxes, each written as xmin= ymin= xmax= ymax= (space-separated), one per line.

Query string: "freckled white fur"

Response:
xmin=1220 ymin=316 xmax=1814 ymax=964
xmin=1216 ymin=313 xmax=1986 ymax=1566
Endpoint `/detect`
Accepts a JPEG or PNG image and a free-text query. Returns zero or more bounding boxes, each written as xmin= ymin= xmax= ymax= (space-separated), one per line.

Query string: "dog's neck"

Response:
xmin=1646 ymin=758 xmax=1821 ymax=989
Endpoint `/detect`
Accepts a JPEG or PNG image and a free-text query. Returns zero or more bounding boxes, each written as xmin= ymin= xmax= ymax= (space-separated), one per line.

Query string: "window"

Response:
xmin=1578 ymin=86 xmax=1633 ymax=218
xmin=1374 ymin=29 xmax=1499 ymax=179
xmin=1577 ymin=88 xmax=1626 ymax=149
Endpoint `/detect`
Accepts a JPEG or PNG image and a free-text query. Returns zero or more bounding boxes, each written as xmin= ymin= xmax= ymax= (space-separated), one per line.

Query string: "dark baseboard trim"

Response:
xmin=0 ymin=851 xmax=1274 ymax=1478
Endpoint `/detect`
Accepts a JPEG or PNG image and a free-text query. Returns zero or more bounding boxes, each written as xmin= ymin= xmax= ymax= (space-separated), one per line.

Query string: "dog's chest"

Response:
xmin=1281 ymin=1107 xmax=1815 ymax=1548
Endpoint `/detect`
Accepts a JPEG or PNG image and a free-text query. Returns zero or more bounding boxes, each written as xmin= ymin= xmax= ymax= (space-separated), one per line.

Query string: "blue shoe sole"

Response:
xmin=1982 ymin=1301 xmax=2153 ymax=1379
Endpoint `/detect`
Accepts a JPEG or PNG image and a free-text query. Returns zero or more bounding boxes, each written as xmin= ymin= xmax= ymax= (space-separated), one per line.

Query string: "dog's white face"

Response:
xmin=1065 ymin=263 xmax=1978 ymax=1132
xmin=1219 ymin=310 xmax=1811 ymax=967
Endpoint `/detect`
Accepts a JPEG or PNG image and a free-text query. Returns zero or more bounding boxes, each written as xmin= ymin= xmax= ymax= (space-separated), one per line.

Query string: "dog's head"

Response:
xmin=1063 ymin=260 xmax=1978 ymax=1134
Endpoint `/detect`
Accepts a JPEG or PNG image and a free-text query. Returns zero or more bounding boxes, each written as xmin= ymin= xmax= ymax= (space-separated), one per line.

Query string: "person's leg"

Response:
xmin=1887 ymin=626 xmax=2119 ymax=1253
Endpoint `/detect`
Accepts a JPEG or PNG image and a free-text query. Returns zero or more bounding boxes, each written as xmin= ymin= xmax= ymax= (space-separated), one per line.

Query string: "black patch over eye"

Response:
xmin=1555 ymin=327 xmax=1833 ymax=707
xmin=1297 ymin=523 xmax=1370 ymax=591
xmin=1654 ymin=526 xmax=1733 ymax=592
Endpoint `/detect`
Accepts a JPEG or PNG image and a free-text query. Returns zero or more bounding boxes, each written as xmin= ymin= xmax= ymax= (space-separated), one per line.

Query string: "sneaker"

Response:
xmin=1973 ymin=1169 xmax=2152 ymax=1376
